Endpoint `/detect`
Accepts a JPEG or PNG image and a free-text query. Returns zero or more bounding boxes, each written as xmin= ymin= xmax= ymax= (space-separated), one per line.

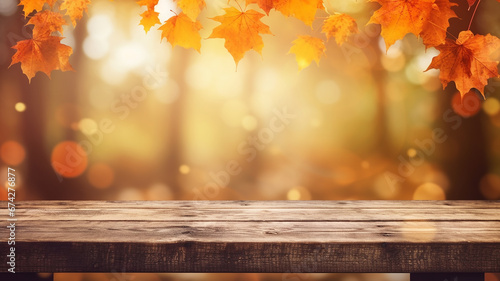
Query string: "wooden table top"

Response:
xmin=0 ymin=200 xmax=499 ymax=273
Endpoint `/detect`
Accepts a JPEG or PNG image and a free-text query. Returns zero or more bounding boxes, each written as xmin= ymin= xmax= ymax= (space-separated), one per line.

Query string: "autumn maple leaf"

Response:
xmin=10 ymin=9 xmax=73 ymax=82
xmin=420 ymin=0 xmax=457 ymax=48
xmin=208 ymin=7 xmax=272 ymax=65
xmin=289 ymin=35 xmax=325 ymax=70
xmin=274 ymin=0 xmax=323 ymax=26
xmin=60 ymin=0 xmax=91 ymax=26
xmin=137 ymin=0 xmax=158 ymax=8
xmin=246 ymin=0 xmax=274 ymax=15
xmin=28 ymin=10 xmax=66 ymax=38
xmin=140 ymin=10 xmax=161 ymax=32
xmin=10 ymin=36 xmax=73 ymax=82
xmin=19 ymin=0 xmax=56 ymax=16
xmin=321 ymin=14 xmax=358 ymax=46
xmin=138 ymin=0 xmax=160 ymax=32
xmin=159 ymin=12 xmax=202 ymax=52
xmin=368 ymin=0 xmax=435 ymax=50
xmin=426 ymin=30 xmax=500 ymax=98
xmin=175 ymin=0 xmax=206 ymax=21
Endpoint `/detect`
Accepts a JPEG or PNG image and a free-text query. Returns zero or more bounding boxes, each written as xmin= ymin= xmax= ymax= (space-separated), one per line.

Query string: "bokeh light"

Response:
xmin=87 ymin=163 xmax=115 ymax=189
xmin=15 ymin=102 xmax=26 ymax=112
xmin=452 ymin=91 xmax=482 ymax=117
xmin=0 ymin=141 xmax=26 ymax=166
xmin=413 ymin=182 xmax=446 ymax=200
xmin=51 ymin=141 xmax=88 ymax=178
xmin=480 ymin=174 xmax=500 ymax=199
xmin=286 ymin=186 xmax=311 ymax=200
xmin=483 ymin=98 xmax=500 ymax=116
xmin=179 ymin=164 xmax=191 ymax=174
xmin=78 ymin=118 xmax=99 ymax=135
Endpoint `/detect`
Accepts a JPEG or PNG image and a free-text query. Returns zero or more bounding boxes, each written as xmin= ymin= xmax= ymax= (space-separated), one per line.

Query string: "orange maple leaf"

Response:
xmin=60 ymin=0 xmax=91 ymax=26
xmin=420 ymin=0 xmax=457 ymax=48
xmin=321 ymin=14 xmax=358 ymax=46
xmin=288 ymin=35 xmax=325 ymax=70
xmin=10 ymin=36 xmax=73 ymax=82
xmin=140 ymin=9 xmax=161 ymax=32
xmin=246 ymin=0 xmax=274 ymax=15
xmin=426 ymin=31 xmax=500 ymax=98
xmin=159 ymin=12 xmax=202 ymax=52
xmin=175 ymin=0 xmax=206 ymax=21
xmin=274 ymin=0 xmax=323 ymax=26
xmin=138 ymin=0 xmax=160 ymax=32
xmin=368 ymin=0 xmax=435 ymax=50
xmin=28 ymin=10 xmax=66 ymax=38
xmin=137 ymin=0 xmax=158 ymax=9
xmin=19 ymin=0 xmax=56 ymax=16
xmin=208 ymin=7 xmax=272 ymax=65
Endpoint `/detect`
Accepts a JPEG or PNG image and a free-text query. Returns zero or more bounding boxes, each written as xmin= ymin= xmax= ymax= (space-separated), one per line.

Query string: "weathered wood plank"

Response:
xmin=6 ymin=208 xmax=500 ymax=221
xmin=0 ymin=200 xmax=498 ymax=273
xmin=410 ymin=273 xmax=485 ymax=281
xmin=0 ymin=273 xmax=53 ymax=281
xmin=12 ymin=221 xmax=500 ymax=243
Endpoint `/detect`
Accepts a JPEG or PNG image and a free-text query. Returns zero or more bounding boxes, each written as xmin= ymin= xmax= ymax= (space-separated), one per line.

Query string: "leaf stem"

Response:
xmin=468 ymin=0 xmax=481 ymax=31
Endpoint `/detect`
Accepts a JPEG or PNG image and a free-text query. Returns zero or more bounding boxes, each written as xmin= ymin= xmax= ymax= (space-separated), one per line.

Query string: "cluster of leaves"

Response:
xmin=148 ymin=0 xmax=358 ymax=69
xmin=8 ymin=0 xmax=500 ymax=99
xmin=10 ymin=0 xmax=90 ymax=82
xmin=369 ymin=0 xmax=500 ymax=97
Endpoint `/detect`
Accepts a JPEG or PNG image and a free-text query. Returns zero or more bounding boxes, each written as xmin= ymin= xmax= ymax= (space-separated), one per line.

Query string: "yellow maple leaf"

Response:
xmin=208 ymin=7 xmax=272 ymax=65
xmin=19 ymin=0 xmax=56 ymax=16
xmin=368 ymin=0 xmax=435 ymax=50
xmin=159 ymin=12 xmax=202 ymax=52
xmin=321 ymin=14 xmax=358 ymax=45
xmin=137 ymin=0 xmax=158 ymax=9
xmin=140 ymin=9 xmax=161 ymax=33
xmin=289 ymin=35 xmax=325 ymax=70
xmin=274 ymin=0 xmax=323 ymax=26
xmin=60 ymin=0 xmax=91 ymax=26
xmin=137 ymin=0 xmax=160 ymax=32
xmin=175 ymin=0 xmax=206 ymax=21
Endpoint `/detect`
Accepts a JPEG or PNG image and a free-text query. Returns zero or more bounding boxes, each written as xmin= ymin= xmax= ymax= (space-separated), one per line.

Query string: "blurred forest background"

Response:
xmin=1 ymin=0 xmax=500 ymax=280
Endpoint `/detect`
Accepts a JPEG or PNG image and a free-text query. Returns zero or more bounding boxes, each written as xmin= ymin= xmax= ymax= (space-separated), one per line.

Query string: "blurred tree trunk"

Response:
xmin=163 ymin=48 xmax=189 ymax=198
xmin=371 ymin=48 xmax=391 ymax=156
xmin=366 ymin=34 xmax=391 ymax=157
xmin=436 ymin=3 xmax=487 ymax=200
xmin=0 ymin=8 xmax=57 ymax=200
xmin=15 ymin=13 xmax=86 ymax=199
xmin=239 ymin=59 xmax=262 ymax=199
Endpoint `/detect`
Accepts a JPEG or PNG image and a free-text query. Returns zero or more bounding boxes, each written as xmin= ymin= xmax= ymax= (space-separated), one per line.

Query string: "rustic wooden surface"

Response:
xmin=410 ymin=273 xmax=485 ymax=281
xmin=0 ymin=200 xmax=499 ymax=273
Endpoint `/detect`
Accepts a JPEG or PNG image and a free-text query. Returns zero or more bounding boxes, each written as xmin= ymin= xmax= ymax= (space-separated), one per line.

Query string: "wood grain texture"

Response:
xmin=0 ymin=273 xmax=53 ymax=281
xmin=0 ymin=200 xmax=498 ymax=273
xmin=410 ymin=273 xmax=485 ymax=281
